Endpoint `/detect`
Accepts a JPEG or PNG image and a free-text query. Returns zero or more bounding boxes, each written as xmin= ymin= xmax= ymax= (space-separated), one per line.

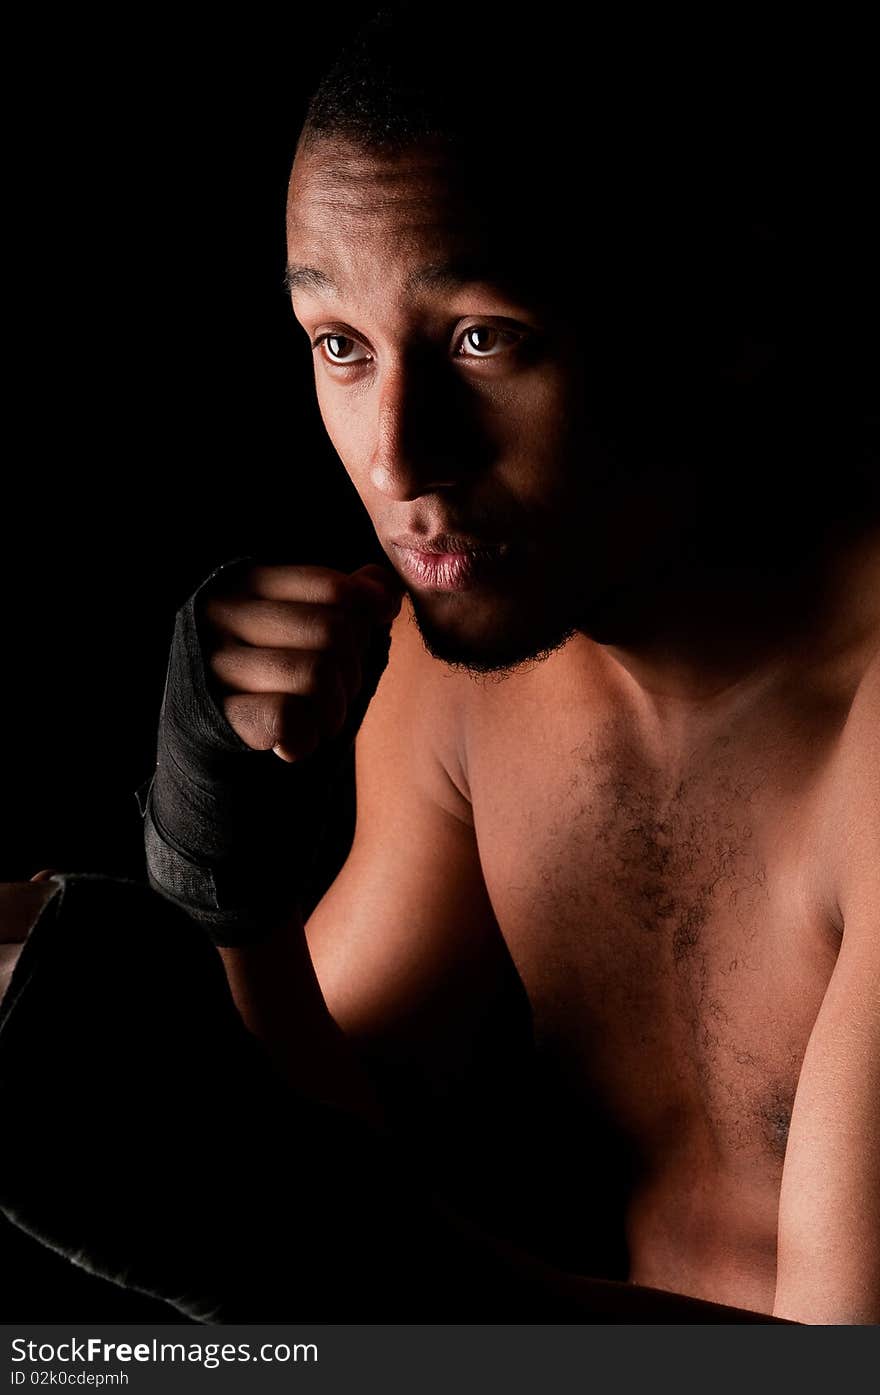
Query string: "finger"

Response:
xmin=348 ymin=565 xmax=406 ymax=623
xmin=201 ymin=597 xmax=372 ymax=653
xmin=211 ymin=642 xmax=363 ymax=707
xmin=211 ymin=564 xmax=362 ymax=608
xmin=211 ymin=641 xmax=362 ymax=708
xmin=350 ymin=562 xmax=405 ymax=597
xmin=30 ymin=868 xmax=60 ymax=882
xmin=222 ymin=666 xmax=348 ymax=755
xmin=223 ymin=691 xmax=322 ymax=758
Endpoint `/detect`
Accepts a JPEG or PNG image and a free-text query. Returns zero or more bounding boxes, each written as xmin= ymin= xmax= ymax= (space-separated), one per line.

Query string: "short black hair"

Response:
xmin=301 ymin=3 xmax=568 ymax=156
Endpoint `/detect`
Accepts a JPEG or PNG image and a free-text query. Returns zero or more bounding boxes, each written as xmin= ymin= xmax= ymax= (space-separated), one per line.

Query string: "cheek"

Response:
xmin=313 ymin=375 xmax=341 ymax=450
xmin=314 ymin=378 xmax=366 ymax=475
xmin=313 ymin=382 xmax=387 ymax=529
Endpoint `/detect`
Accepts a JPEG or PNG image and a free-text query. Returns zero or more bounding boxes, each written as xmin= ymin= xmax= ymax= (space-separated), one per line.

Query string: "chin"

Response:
xmin=406 ymin=590 xmax=578 ymax=679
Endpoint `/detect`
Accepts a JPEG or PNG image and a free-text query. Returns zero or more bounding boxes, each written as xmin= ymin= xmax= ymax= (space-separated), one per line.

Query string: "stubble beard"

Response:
xmin=405 ymin=591 xmax=579 ymax=682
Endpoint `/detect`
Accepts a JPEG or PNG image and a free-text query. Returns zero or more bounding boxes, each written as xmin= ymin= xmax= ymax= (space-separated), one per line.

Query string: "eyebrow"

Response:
xmin=283 ymin=263 xmax=338 ymax=295
xmin=404 ymin=258 xmax=506 ymax=293
xmin=283 ymin=257 xmax=523 ymax=299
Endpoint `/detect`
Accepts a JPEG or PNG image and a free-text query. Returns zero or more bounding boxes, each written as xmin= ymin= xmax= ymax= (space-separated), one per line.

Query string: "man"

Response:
xmin=2 ymin=7 xmax=877 ymax=1323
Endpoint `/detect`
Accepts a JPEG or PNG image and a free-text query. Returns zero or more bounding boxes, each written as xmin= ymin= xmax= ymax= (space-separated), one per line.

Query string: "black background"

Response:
xmin=4 ymin=11 xmax=383 ymax=888
xmin=3 ymin=8 xmax=403 ymax=1320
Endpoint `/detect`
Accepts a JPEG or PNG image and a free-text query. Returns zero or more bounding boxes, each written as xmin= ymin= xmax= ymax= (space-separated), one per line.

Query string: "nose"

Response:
xmin=367 ymin=353 xmax=464 ymax=500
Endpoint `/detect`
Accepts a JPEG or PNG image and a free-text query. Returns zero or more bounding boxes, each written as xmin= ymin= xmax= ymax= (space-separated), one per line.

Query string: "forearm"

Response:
xmin=217 ymin=907 xmax=386 ymax=1130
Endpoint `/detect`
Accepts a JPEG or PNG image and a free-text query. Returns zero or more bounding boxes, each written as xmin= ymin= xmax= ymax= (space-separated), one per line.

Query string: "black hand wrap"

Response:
xmin=137 ymin=555 xmax=393 ymax=945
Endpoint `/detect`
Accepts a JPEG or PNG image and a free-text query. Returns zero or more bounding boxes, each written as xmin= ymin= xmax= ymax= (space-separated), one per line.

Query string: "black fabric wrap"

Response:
xmin=0 ymin=873 xmax=600 ymax=1322
xmin=139 ymin=556 xmax=393 ymax=945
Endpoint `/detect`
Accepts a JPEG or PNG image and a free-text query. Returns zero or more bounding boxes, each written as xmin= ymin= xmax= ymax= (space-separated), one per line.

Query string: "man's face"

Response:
xmin=286 ymin=135 xmax=696 ymax=672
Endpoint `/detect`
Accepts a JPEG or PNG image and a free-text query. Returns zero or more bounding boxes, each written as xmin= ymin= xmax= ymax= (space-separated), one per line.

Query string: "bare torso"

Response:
xmin=422 ymin=556 xmax=878 ymax=1312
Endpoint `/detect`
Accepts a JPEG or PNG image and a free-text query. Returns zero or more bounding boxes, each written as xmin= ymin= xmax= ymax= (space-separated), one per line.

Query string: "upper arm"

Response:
xmin=774 ymin=649 xmax=880 ymax=1323
xmin=304 ymin=598 xmax=511 ymax=1053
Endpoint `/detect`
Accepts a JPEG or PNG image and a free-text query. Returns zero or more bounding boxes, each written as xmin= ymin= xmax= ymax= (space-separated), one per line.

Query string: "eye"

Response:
xmin=313 ymin=333 xmax=372 ymax=366
xmin=455 ymin=325 xmax=522 ymax=359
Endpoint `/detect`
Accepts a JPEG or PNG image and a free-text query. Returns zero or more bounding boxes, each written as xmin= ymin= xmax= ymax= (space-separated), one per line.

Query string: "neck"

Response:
xmin=593 ymin=509 xmax=879 ymax=709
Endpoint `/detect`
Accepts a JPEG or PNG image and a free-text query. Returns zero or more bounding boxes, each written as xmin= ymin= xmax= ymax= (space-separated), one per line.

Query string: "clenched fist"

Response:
xmin=201 ymin=562 xmax=403 ymax=764
xmin=140 ymin=555 xmax=405 ymax=943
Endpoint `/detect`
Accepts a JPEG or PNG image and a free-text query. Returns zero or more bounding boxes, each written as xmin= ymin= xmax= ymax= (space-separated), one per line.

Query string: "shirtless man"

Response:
xmin=3 ymin=8 xmax=877 ymax=1324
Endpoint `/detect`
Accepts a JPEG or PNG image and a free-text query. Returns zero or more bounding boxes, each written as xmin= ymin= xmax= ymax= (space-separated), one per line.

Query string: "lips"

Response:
xmin=389 ymin=537 xmax=512 ymax=592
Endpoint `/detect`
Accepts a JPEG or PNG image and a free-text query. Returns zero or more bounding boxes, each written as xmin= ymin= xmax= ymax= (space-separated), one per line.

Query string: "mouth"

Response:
xmin=388 ymin=535 xmax=513 ymax=592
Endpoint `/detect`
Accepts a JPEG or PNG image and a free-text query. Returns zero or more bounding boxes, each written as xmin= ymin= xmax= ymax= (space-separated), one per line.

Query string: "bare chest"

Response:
xmin=468 ymin=700 xmax=841 ymax=1172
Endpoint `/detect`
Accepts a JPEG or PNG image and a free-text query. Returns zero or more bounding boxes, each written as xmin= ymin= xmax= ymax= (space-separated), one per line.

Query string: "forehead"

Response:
xmin=286 ymin=137 xmax=528 ymax=294
xmin=289 ymin=136 xmax=476 ymax=214
xmin=288 ymin=135 xmax=484 ymax=219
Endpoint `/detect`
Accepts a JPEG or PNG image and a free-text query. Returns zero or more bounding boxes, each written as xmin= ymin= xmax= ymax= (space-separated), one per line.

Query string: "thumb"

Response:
xmin=349 ymin=563 xmax=405 ymax=622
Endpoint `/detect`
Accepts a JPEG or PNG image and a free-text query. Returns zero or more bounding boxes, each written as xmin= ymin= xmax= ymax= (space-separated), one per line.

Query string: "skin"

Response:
xmin=3 ymin=134 xmax=877 ymax=1322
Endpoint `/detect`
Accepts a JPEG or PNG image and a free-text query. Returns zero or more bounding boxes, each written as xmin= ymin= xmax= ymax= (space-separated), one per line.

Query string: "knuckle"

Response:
xmin=303 ymin=609 xmax=337 ymax=649
xmin=301 ymin=650 xmax=334 ymax=693
xmin=273 ymin=648 xmax=322 ymax=693
xmin=208 ymin=644 xmax=241 ymax=690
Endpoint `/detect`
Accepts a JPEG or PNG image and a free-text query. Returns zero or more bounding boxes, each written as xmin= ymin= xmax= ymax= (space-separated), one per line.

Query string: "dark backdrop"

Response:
xmin=2 ymin=8 xmax=405 ymax=1321
xmin=4 ymin=11 xmax=382 ymax=888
